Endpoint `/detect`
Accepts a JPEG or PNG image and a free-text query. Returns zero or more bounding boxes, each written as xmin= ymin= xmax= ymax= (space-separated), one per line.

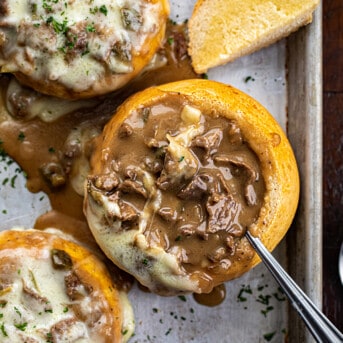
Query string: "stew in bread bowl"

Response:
xmin=84 ymin=79 xmax=300 ymax=296
xmin=0 ymin=0 xmax=169 ymax=99
xmin=0 ymin=229 xmax=134 ymax=342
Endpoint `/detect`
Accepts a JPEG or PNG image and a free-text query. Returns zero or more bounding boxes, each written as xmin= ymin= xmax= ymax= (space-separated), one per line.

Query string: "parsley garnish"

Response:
xmin=14 ymin=322 xmax=28 ymax=331
xmin=17 ymin=132 xmax=25 ymax=142
xmin=0 ymin=323 xmax=7 ymax=337
xmin=99 ymin=5 xmax=108 ymax=15
xmin=263 ymin=331 xmax=276 ymax=341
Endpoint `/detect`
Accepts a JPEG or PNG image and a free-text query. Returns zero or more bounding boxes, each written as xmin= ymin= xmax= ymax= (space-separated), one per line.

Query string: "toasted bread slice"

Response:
xmin=188 ymin=0 xmax=319 ymax=73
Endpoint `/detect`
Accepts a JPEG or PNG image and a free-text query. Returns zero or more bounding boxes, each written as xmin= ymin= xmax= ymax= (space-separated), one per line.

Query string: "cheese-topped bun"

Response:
xmin=0 ymin=0 xmax=169 ymax=99
xmin=0 ymin=229 xmax=134 ymax=342
xmin=84 ymin=79 xmax=299 ymax=295
xmin=188 ymin=0 xmax=319 ymax=73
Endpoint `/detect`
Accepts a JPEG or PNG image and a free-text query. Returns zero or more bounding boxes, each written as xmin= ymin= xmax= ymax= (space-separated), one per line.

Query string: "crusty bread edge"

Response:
xmin=188 ymin=0 xmax=319 ymax=74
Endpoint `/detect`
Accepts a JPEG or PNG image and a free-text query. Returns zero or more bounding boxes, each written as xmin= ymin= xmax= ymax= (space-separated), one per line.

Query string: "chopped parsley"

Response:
xmin=99 ymin=5 xmax=108 ymax=15
xmin=46 ymin=16 xmax=69 ymax=34
xmin=178 ymin=295 xmax=186 ymax=302
xmin=86 ymin=24 xmax=96 ymax=32
xmin=17 ymin=132 xmax=25 ymax=142
xmin=14 ymin=322 xmax=28 ymax=331
xmin=263 ymin=331 xmax=276 ymax=341
xmin=0 ymin=323 xmax=7 ymax=337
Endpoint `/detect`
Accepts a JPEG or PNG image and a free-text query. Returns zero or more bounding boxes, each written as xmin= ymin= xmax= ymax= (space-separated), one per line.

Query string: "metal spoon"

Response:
xmin=339 ymin=241 xmax=343 ymax=286
xmin=246 ymin=231 xmax=343 ymax=343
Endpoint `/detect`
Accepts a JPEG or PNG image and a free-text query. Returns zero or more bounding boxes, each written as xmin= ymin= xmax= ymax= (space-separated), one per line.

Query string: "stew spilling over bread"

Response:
xmin=84 ymin=80 xmax=300 ymax=295
xmin=0 ymin=229 xmax=134 ymax=343
xmin=0 ymin=0 xmax=169 ymax=99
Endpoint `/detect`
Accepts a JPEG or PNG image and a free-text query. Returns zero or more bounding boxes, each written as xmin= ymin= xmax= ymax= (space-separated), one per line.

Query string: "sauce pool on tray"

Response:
xmin=84 ymin=79 xmax=300 ymax=295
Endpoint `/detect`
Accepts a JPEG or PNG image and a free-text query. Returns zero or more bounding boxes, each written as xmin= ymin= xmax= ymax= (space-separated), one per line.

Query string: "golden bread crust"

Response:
xmin=188 ymin=0 xmax=319 ymax=73
xmin=85 ymin=79 xmax=299 ymax=294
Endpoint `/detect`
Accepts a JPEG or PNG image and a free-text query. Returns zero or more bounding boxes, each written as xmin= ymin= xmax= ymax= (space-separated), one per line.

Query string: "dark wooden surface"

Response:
xmin=323 ymin=0 xmax=343 ymax=331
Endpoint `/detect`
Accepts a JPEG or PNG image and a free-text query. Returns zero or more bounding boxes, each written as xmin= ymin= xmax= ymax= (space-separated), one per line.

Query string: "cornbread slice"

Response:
xmin=188 ymin=0 xmax=320 ymax=73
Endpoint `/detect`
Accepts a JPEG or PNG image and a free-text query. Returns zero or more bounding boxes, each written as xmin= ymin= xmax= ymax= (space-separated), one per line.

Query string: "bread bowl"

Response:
xmin=0 ymin=0 xmax=169 ymax=99
xmin=0 ymin=228 xmax=134 ymax=342
xmin=83 ymin=79 xmax=300 ymax=296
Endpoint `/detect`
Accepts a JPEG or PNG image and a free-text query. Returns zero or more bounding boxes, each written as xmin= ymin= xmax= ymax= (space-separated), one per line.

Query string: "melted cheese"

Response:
xmin=5 ymin=78 xmax=100 ymax=122
xmin=0 ymin=0 xmax=165 ymax=92
xmin=0 ymin=229 xmax=135 ymax=343
xmin=0 ymin=249 xmax=90 ymax=342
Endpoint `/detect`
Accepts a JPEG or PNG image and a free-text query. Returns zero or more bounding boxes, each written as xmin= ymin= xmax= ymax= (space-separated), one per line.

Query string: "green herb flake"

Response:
xmin=122 ymin=329 xmax=128 ymax=335
xmin=152 ymin=308 xmax=158 ymax=313
xmin=11 ymin=174 xmax=18 ymax=188
xmin=14 ymin=322 xmax=28 ymax=331
xmin=0 ymin=323 xmax=8 ymax=337
xmin=99 ymin=5 xmax=108 ymax=15
xmin=178 ymin=295 xmax=187 ymax=302
xmin=165 ymin=328 xmax=172 ymax=336
xmin=63 ymin=307 xmax=69 ymax=313
xmin=261 ymin=306 xmax=274 ymax=317
xmin=14 ymin=306 xmax=22 ymax=317
xmin=86 ymin=24 xmax=96 ymax=32
xmin=175 ymin=235 xmax=182 ymax=242
xmin=167 ymin=37 xmax=174 ymax=45
xmin=237 ymin=284 xmax=252 ymax=302
xmin=17 ymin=131 xmax=25 ymax=142
xmin=244 ymin=76 xmax=255 ymax=83
xmin=0 ymin=314 xmax=3 ymax=319
xmin=256 ymin=294 xmax=271 ymax=305
xmin=263 ymin=331 xmax=276 ymax=341
xmin=178 ymin=156 xmax=185 ymax=162
xmin=46 ymin=332 xmax=53 ymax=343
xmin=48 ymin=147 xmax=55 ymax=153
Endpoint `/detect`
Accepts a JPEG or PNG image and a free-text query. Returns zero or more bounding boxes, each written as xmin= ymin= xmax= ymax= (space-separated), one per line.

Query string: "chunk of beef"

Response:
xmin=107 ymin=191 xmax=139 ymax=223
xmin=91 ymin=173 xmax=119 ymax=192
xmin=192 ymin=129 xmax=222 ymax=161
xmin=206 ymin=193 xmax=243 ymax=235
xmin=64 ymin=271 xmax=91 ymax=301
xmin=50 ymin=318 xmax=87 ymax=343
xmin=40 ymin=162 xmax=66 ymax=188
xmin=178 ymin=171 xmax=230 ymax=199
xmin=214 ymin=153 xmax=259 ymax=206
xmin=157 ymin=207 xmax=178 ymax=222
xmin=118 ymin=179 xmax=148 ymax=198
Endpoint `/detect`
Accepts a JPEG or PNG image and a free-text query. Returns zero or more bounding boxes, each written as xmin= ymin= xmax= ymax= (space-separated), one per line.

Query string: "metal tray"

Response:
xmin=0 ymin=1 xmax=322 ymax=342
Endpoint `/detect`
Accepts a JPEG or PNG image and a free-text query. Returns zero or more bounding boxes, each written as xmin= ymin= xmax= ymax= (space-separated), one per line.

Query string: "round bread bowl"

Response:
xmin=0 ymin=228 xmax=134 ymax=342
xmin=84 ymin=79 xmax=300 ymax=295
xmin=0 ymin=0 xmax=169 ymax=99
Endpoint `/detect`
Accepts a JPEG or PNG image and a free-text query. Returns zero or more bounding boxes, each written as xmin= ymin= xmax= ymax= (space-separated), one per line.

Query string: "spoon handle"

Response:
xmin=246 ymin=231 xmax=343 ymax=343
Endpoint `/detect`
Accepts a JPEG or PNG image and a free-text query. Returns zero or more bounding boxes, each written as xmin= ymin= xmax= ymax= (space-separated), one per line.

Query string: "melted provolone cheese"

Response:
xmin=0 ymin=229 xmax=135 ymax=343
xmin=0 ymin=249 xmax=90 ymax=342
xmin=0 ymin=0 xmax=165 ymax=92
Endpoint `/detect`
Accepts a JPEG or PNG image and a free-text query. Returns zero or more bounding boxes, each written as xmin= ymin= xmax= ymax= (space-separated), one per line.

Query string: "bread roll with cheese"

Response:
xmin=0 ymin=229 xmax=134 ymax=342
xmin=84 ymin=79 xmax=299 ymax=295
xmin=0 ymin=0 xmax=169 ymax=99
xmin=188 ymin=0 xmax=320 ymax=73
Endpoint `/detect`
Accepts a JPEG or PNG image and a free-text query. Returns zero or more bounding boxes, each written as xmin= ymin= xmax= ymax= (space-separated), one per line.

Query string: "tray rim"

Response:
xmin=286 ymin=2 xmax=323 ymax=342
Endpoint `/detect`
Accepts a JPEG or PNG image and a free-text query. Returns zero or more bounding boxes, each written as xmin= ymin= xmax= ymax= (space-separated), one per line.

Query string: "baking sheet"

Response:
xmin=0 ymin=1 xmax=322 ymax=342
